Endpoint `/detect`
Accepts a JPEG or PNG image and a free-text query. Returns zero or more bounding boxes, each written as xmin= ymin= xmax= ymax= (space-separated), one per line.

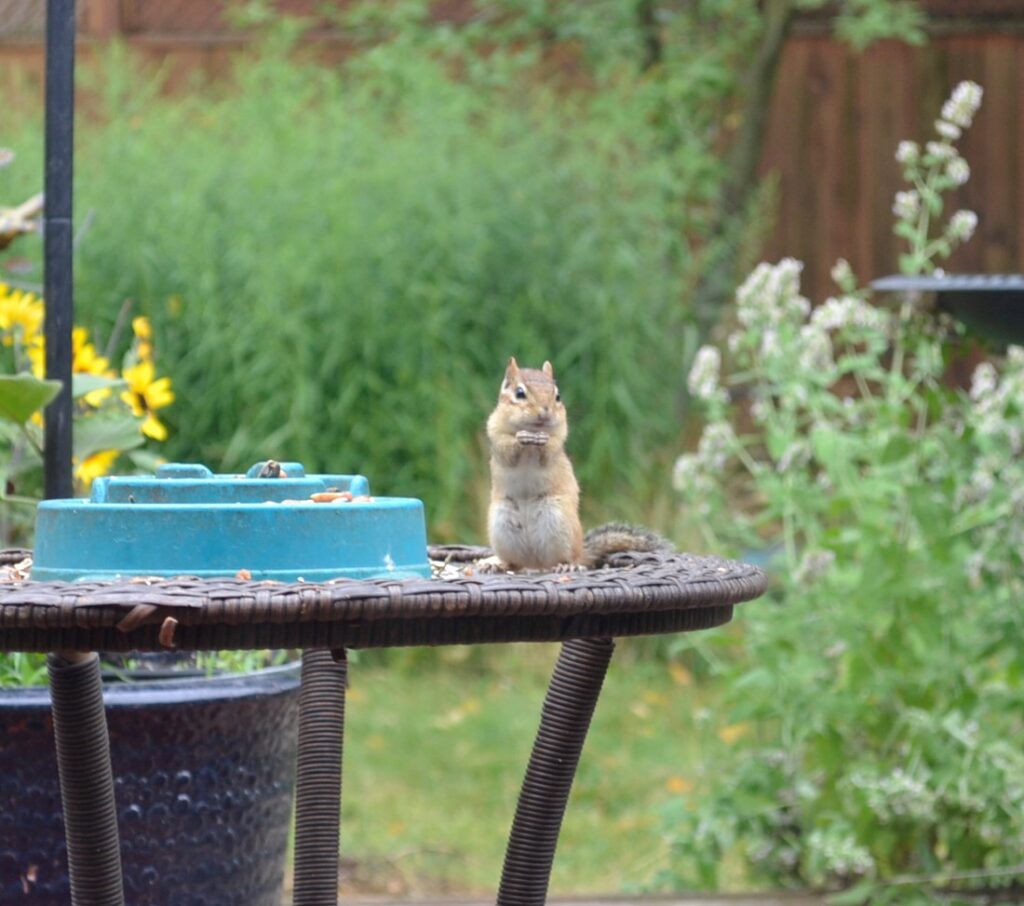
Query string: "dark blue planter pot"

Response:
xmin=0 ymin=661 xmax=301 ymax=905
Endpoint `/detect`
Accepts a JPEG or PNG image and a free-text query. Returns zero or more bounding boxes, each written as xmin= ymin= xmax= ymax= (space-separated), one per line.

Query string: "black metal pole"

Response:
xmin=44 ymin=0 xmax=76 ymax=500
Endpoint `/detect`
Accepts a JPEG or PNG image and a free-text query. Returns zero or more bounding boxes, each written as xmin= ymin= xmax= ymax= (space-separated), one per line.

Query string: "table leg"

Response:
xmin=293 ymin=648 xmax=348 ymax=906
xmin=497 ymin=637 xmax=615 ymax=906
xmin=47 ymin=651 xmax=124 ymax=906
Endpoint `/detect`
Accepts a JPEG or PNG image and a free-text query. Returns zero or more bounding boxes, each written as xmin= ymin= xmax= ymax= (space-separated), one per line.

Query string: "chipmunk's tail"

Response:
xmin=582 ymin=522 xmax=673 ymax=568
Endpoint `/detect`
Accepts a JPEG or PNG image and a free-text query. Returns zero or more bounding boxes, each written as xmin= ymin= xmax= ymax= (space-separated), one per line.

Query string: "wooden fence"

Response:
xmin=1 ymin=1 xmax=1022 ymax=305
xmin=762 ymin=27 xmax=1024 ymax=304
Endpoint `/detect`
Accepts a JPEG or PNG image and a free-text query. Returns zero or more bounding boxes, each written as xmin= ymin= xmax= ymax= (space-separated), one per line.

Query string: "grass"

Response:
xmin=332 ymin=643 xmax=716 ymax=894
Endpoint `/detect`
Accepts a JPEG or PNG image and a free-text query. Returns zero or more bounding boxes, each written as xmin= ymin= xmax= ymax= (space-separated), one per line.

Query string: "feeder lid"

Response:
xmin=32 ymin=461 xmax=430 ymax=582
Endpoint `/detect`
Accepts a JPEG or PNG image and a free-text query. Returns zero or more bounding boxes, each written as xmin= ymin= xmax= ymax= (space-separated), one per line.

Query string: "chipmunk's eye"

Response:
xmin=555 ymin=390 xmax=561 ymax=403
xmin=514 ymin=385 xmax=528 ymax=401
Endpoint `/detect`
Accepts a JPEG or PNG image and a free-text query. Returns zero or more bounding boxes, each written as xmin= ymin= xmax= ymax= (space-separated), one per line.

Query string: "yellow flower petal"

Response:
xmin=0 ymin=287 xmax=44 ymax=340
xmin=83 ymin=387 xmax=112 ymax=407
xmin=718 ymin=722 xmax=751 ymax=746
xmin=75 ymin=450 xmax=120 ymax=487
xmin=669 ymin=662 xmax=694 ymax=686
xmin=122 ymin=359 xmax=155 ymax=394
xmin=132 ymin=316 xmax=152 ymax=340
xmin=27 ymin=339 xmax=45 ymax=378
xmin=120 ymin=389 xmax=146 ymax=418
xmin=141 ymin=412 xmax=168 ymax=441
xmin=665 ymin=775 xmax=694 ymax=795
xmin=143 ymin=376 xmax=175 ymax=411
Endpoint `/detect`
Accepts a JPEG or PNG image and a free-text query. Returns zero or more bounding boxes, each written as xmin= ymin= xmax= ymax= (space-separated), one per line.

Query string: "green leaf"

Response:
xmin=126 ymin=449 xmax=165 ymax=473
xmin=72 ymin=373 xmax=125 ymax=400
xmin=828 ymin=879 xmax=880 ymax=905
xmin=899 ymin=252 xmax=921 ymax=275
xmin=893 ymin=221 xmax=918 ymax=241
xmin=0 ymin=373 xmax=62 ymax=425
xmin=73 ymin=414 xmax=145 ymax=461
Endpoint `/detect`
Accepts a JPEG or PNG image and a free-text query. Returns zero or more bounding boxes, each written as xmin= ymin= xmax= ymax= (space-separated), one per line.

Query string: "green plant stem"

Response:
xmin=0 ymin=493 xmax=39 ymax=506
xmin=16 ymin=421 xmax=42 ymax=458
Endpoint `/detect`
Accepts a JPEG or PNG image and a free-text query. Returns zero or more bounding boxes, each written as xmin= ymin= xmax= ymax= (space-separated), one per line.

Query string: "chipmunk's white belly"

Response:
xmin=489 ymin=494 xmax=575 ymax=570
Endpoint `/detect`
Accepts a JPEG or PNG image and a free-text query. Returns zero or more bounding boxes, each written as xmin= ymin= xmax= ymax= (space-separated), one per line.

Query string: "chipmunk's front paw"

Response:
xmin=515 ymin=430 xmax=549 ymax=446
xmin=475 ymin=555 xmax=514 ymax=574
xmin=552 ymin=562 xmax=586 ymax=573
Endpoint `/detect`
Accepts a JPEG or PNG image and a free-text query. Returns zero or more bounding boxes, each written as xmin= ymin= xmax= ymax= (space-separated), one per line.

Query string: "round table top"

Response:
xmin=0 ymin=547 xmax=767 ymax=652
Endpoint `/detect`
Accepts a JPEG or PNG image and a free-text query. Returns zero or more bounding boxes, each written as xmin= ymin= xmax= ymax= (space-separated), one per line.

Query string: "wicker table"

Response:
xmin=0 ymin=546 xmax=766 ymax=906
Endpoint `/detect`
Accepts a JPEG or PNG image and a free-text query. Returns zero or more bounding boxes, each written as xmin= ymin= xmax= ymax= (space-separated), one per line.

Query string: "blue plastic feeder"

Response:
xmin=32 ymin=462 xmax=431 ymax=581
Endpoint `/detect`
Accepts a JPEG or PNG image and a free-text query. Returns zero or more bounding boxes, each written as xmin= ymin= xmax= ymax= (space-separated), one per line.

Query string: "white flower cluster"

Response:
xmin=926 ymin=140 xmax=955 ymax=162
xmin=892 ymin=81 xmax=982 ymax=260
xmin=688 ymin=345 xmax=722 ymax=401
xmin=941 ymin=80 xmax=984 ymax=130
xmin=735 ymin=258 xmax=810 ymax=332
xmin=809 ymin=295 xmax=888 ymax=335
xmin=697 ymin=421 xmax=736 ymax=471
xmin=970 ymin=361 xmax=998 ymax=401
xmin=895 ymin=140 xmax=919 ymax=165
xmin=672 ymin=452 xmax=716 ymax=507
xmin=830 ymin=258 xmax=855 ymax=292
xmin=892 ymin=190 xmax=920 ymax=222
xmin=805 ymin=828 xmax=875 ymax=880
xmin=968 ymin=351 xmax=1024 ymax=453
xmin=946 ymin=156 xmax=970 ymax=186
xmin=948 ymin=209 xmax=978 ymax=242
xmin=851 ymin=767 xmax=938 ymax=824
xmin=673 ymin=420 xmax=737 ymax=507
xmin=798 ymin=324 xmax=834 ymax=373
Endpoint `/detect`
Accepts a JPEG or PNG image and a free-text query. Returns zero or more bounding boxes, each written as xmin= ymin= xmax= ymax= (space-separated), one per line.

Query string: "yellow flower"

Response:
xmin=26 ymin=337 xmax=44 ymax=378
xmin=75 ymin=449 xmax=119 ymax=487
xmin=132 ymin=316 xmax=154 ymax=360
xmin=132 ymin=316 xmax=152 ymax=340
xmin=141 ymin=412 xmax=168 ymax=441
xmin=121 ymin=359 xmax=174 ymax=440
xmin=668 ymin=662 xmax=694 ymax=686
xmin=0 ymin=284 xmax=44 ymax=345
xmin=72 ymin=327 xmax=117 ymax=406
xmin=72 ymin=327 xmax=111 ymax=375
xmin=665 ymin=775 xmax=694 ymax=795
xmin=718 ymin=722 xmax=752 ymax=746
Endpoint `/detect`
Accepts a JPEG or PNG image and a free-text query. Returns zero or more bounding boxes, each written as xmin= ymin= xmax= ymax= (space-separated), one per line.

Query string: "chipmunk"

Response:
xmin=485 ymin=357 xmax=671 ymax=572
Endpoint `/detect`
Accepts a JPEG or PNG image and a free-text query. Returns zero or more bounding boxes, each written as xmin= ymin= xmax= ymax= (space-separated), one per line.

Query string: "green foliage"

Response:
xmin=0 ymin=651 xmax=48 ymax=688
xmin=663 ymin=85 xmax=1024 ymax=901
xmin=0 ymin=649 xmax=292 ymax=688
xmin=0 ymin=374 xmax=61 ymax=424
xmin=833 ymin=0 xmax=927 ymax=50
xmin=4 ymin=40 xmax=692 ymax=538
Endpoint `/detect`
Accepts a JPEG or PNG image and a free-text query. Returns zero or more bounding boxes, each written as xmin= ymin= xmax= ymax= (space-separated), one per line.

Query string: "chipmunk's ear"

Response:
xmin=502 ymin=356 xmax=520 ymax=390
xmin=542 ymin=360 xmax=554 ymax=379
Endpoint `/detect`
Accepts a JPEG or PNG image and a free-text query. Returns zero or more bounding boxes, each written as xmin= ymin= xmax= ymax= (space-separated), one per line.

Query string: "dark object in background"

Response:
xmin=872 ymin=274 xmax=1024 ymax=347
xmin=0 ymin=663 xmax=300 ymax=905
